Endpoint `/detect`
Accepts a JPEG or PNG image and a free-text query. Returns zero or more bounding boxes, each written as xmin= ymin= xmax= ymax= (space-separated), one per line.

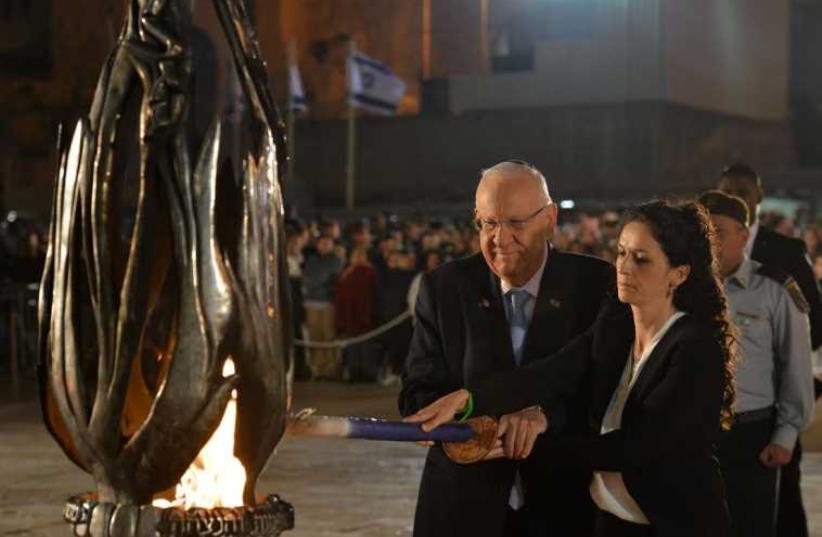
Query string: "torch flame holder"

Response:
xmin=63 ymin=494 xmax=294 ymax=537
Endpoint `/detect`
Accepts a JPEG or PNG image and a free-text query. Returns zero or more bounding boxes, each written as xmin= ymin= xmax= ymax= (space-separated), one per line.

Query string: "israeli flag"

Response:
xmin=289 ymin=62 xmax=308 ymax=113
xmin=347 ymin=51 xmax=406 ymax=115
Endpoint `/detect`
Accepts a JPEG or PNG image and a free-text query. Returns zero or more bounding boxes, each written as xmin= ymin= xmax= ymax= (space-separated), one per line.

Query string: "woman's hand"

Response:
xmin=403 ymin=389 xmax=471 ymax=432
xmin=497 ymin=406 xmax=549 ymax=460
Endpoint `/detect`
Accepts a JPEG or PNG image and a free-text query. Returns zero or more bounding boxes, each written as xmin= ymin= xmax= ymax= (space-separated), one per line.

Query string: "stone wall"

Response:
xmin=449 ymin=1 xmax=790 ymax=122
xmin=0 ymin=1 xmax=125 ymax=220
xmin=0 ymin=0 xmax=808 ymax=221
xmin=290 ymin=102 xmax=797 ymax=209
xmin=0 ymin=1 xmax=249 ymax=222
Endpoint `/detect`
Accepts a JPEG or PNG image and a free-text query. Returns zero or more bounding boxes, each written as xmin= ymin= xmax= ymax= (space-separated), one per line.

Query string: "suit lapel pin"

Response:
xmin=549 ymin=298 xmax=562 ymax=309
xmin=479 ymin=298 xmax=490 ymax=309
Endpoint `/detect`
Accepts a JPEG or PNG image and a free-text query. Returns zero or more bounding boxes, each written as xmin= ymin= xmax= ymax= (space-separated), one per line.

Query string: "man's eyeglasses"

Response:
xmin=474 ymin=205 xmax=549 ymax=233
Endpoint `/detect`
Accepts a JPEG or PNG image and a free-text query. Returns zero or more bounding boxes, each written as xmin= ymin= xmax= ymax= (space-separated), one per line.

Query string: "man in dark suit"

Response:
xmin=399 ymin=160 xmax=613 ymax=537
xmin=718 ymin=163 xmax=822 ymax=537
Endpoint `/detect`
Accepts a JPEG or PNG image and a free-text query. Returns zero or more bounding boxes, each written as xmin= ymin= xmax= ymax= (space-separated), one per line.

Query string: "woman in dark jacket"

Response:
xmin=406 ymin=201 xmax=736 ymax=537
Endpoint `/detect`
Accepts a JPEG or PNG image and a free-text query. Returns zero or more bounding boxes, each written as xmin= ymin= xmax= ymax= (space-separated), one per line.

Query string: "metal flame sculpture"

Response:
xmin=38 ymin=0 xmax=292 ymax=522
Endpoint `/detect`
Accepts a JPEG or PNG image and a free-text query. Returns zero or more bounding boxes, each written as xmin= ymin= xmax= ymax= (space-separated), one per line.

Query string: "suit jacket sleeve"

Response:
xmin=469 ymin=299 xmax=628 ymax=416
xmin=398 ymin=271 xmax=452 ymax=416
xmin=470 ymin=324 xmax=597 ymax=416
xmin=541 ymin=333 xmax=725 ymax=472
xmin=791 ymin=246 xmax=822 ymax=350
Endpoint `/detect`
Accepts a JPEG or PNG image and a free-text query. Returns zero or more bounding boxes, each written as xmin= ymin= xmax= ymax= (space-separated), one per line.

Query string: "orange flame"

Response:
xmin=153 ymin=358 xmax=246 ymax=509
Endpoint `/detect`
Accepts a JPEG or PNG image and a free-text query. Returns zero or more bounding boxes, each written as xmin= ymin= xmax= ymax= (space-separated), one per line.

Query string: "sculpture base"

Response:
xmin=63 ymin=494 xmax=294 ymax=537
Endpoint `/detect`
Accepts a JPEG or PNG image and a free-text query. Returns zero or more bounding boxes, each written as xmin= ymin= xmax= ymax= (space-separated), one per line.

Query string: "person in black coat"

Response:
xmin=407 ymin=201 xmax=736 ymax=537
xmin=399 ymin=161 xmax=613 ymax=537
xmin=718 ymin=163 xmax=822 ymax=537
xmin=376 ymin=249 xmax=416 ymax=382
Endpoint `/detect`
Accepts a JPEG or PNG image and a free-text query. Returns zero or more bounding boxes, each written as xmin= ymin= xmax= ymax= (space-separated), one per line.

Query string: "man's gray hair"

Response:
xmin=479 ymin=160 xmax=552 ymax=203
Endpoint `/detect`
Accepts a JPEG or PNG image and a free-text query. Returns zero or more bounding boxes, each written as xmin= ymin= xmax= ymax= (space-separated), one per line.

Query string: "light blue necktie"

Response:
xmin=506 ymin=288 xmax=531 ymax=510
xmin=507 ymin=289 xmax=531 ymax=366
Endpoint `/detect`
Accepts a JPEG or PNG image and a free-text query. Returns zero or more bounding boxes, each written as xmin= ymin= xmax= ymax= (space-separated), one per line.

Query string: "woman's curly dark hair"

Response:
xmin=622 ymin=200 xmax=737 ymax=430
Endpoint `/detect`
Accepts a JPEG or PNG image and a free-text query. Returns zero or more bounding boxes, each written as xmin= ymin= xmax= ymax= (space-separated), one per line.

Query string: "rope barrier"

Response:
xmin=295 ymin=310 xmax=413 ymax=349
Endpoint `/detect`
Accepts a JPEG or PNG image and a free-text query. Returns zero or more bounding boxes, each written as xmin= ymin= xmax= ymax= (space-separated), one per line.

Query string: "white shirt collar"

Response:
xmin=634 ymin=310 xmax=686 ymax=362
xmin=744 ymin=221 xmax=759 ymax=257
xmin=500 ymin=247 xmax=549 ymax=298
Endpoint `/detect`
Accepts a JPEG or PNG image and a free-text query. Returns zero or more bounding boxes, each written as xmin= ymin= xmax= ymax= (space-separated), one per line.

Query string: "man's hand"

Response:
xmin=403 ymin=389 xmax=471 ymax=432
xmin=497 ymin=406 xmax=549 ymax=460
xmin=482 ymin=439 xmax=504 ymax=460
xmin=759 ymin=443 xmax=792 ymax=468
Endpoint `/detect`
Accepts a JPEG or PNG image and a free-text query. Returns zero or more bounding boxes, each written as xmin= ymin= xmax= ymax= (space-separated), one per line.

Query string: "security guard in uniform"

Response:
xmin=699 ymin=191 xmax=814 ymax=537
xmin=718 ymin=163 xmax=822 ymax=537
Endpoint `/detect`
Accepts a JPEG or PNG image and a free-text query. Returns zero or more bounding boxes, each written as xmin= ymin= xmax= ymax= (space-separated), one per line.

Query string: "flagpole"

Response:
xmin=287 ymin=39 xmax=297 ymax=182
xmin=345 ymin=39 xmax=357 ymax=211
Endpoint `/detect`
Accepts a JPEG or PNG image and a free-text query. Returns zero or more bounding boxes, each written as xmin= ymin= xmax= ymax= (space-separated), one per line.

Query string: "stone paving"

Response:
xmin=1 ymin=381 xmax=821 ymax=537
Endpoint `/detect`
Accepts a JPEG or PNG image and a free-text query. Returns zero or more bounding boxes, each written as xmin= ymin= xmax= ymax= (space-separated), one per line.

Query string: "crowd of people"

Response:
xmin=284 ymin=211 xmax=479 ymax=384
xmin=0 ymin=213 xmax=46 ymax=375
xmin=0 ymin=212 xmax=47 ymax=286
xmin=283 ymin=208 xmax=633 ymax=385
xmin=2 ymin=188 xmax=820 ymax=389
xmin=283 ymin=200 xmax=822 ymax=390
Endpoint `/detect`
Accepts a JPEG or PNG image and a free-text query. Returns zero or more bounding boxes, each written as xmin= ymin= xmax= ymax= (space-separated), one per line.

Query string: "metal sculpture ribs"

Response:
xmin=38 ymin=0 xmax=293 ymax=534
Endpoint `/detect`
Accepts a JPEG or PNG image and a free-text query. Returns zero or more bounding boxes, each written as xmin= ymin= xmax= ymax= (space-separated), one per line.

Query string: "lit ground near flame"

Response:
xmin=2 ymin=381 xmax=822 ymax=537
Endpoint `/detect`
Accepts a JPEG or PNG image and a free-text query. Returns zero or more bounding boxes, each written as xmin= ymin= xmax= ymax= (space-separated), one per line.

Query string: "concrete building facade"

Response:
xmin=0 ymin=0 xmax=817 ymax=218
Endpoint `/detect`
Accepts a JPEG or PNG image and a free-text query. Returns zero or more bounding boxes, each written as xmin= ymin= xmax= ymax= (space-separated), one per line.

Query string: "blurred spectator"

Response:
xmin=333 ymin=242 xmax=348 ymax=263
xmin=406 ymin=221 xmax=422 ymax=243
xmin=775 ymin=216 xmax=797 ymax=238
xmin=13 ymin=230 xmax=45 ymax=283
xmin=1 ymin=213 xmax=46 ymax=284
xmin=467 ymin=233 xmax=481 ymax=256
xmin=375 ymin=248 xmax=415 ymax=386
xmin=302 ymin=235 xmax=344 ymax=379
xmin=418 ymin=231 xmax=441 ymax=254
xmin=319 ymin=219 xmax=342 ymax=242
xmin=286 ymin=219 xmax=311 ymax=381
xmin=372 ymin=234 xmax=398 ymax=278
xmin=408 ymin=249 xmax=443 ymax=318
xmin=803 ymin=225 xmax=820 ymax=257
xmin=370 ymin=213 xmax=388 ymax=239
xmin=335 ymin=246 xmax=379 ymax=382
xmin=349 ymin=220 xmax=373 ymax=251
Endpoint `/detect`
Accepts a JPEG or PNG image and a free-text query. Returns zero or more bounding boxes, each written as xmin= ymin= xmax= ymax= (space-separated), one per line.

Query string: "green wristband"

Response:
xmin=456 ymin=392 xmax=474 ymax=423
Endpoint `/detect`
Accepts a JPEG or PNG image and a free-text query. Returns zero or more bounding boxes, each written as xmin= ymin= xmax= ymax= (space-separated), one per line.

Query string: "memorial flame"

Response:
xmin=153 ymin=359 xmax=247 ymax=510
xmin=40 ymin=1 xmax=295 ymax=535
